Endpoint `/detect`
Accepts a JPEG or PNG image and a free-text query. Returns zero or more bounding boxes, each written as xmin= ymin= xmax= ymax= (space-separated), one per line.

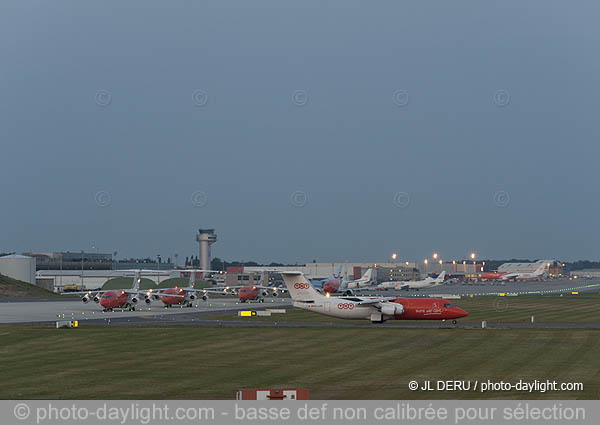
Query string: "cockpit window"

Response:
xmin=444 ymin=303 xmax=456 ymax=308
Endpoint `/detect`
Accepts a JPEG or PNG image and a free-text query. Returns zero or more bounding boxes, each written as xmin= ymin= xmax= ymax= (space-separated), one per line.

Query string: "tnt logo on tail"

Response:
xmin=281 ymin=272 xmax=323 ymax=302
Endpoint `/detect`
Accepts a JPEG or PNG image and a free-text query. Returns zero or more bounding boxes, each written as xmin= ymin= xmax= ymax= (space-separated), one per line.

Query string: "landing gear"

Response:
xmin=187 ymin=302 xmax=193 ymax=308
xmin=259 ymin=297 xmax=265 ymax=303
xmin=125 ymin=303 xmax=135 ymax=311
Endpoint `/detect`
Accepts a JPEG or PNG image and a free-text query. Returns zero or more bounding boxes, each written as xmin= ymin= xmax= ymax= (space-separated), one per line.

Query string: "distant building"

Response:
xmin=24 ymin=251 xmax=113 ymax=270
xmin=0 ymin=254 xmax=36 ymax=284
xmin=569 ymin=269 xmax=600 ymax=278
xmin=498 ymin=260 xmax=562 ymax=276
xmin=376 ymin=266 xmax=420 ymax=283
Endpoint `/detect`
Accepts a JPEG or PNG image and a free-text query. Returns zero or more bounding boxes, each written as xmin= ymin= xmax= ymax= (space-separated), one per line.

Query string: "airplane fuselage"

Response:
xmin=294 ymin=295 xmax=467 ymax=322
xmin=99 ymin=290 xmax=132 ymax=309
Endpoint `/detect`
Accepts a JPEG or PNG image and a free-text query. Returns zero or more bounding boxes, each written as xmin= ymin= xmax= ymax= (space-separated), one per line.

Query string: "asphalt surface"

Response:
xmin=0 ymin=297 xmax=291 ymax=324
xmin=72 ymin=314 xmax=600 ymax=329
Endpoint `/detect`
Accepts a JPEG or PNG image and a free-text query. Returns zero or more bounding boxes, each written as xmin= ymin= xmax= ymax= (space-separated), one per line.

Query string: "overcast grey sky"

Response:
xmin=1 ymin=1 xmax=599 ymax=263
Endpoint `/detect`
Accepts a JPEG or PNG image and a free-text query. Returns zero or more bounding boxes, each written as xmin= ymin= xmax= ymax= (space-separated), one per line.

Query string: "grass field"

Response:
xmin=1 ymin=325 xmax=599 ymax=399
xmin=0 ymin=274 xmax=62 ymax=299
xmin=206 ymin=293 xmax=600 ymax=324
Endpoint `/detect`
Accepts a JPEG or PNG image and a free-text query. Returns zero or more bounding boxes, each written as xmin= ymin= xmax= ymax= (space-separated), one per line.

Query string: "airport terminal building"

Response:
xmin=498 ymin=260 xmax=562 ymax=276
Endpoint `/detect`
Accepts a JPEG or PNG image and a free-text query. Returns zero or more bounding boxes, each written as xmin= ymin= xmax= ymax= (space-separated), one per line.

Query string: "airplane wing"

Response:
xmin=61 ymin=290 xmax=106 ymax=296
xmin=356 ymin=297 xmax=398 ymax=305
xmin=251 ymin=285 xmax=286 ymax=291
xmin=345 ymin=285 xmax=386 ymax=292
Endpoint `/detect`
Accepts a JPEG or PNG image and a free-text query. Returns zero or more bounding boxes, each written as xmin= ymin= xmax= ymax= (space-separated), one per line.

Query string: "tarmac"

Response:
xmin=0 ymin=297 xmax=291 ymax=324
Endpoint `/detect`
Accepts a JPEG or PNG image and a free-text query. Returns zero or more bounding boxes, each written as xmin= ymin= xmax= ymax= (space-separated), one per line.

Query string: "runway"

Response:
xmin=375 ymin=279 xmax=600 ymax=296
xmin=86 ymin=317 xmax=600 ymax=329
xmin=0 ymin=297 xmax=291 ymax=324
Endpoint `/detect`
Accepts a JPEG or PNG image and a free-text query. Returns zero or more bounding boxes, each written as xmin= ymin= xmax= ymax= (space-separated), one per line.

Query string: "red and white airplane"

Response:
xmin=500 ymin=264 xmax=547 ymax=281
xmin=222 ymin=272 xmax=286 ymax=303
xmin=154 ymin=269 xmax=219 ymax=307
xmin=281 ymin=271 xmax=468 ymax=324
xmin=480 ymin=271 xmax=506 ymax=281
xmin=65 ymin=271 xmax=155 ymax=312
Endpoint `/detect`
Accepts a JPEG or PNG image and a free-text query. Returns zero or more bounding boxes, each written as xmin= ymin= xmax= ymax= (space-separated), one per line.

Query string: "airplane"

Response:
xmin=480 ymin=271 xmax=506 ymax=281
xmin=64 ymin=271 xmax=155 ymax=312
xmin=204 ymin=270 xmax=287 ymax=303
xmin=281 ymin=271 xmax=468 ymax=324
xmin=310 ymin=265 xmax=343 ymax=288
xmin=500 ymin=264 xmax=547 ymax=281
xmin=153 ymin=269 xmax=219 ymax=308
xmin=377 ymin=271 xmax=447 ymax=291
xmin=323 ymin=268 xmax=374 ymax=295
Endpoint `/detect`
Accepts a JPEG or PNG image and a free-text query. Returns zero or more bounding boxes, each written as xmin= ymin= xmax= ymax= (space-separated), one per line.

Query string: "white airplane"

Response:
xmin=322 ymin=268 xmax=374 ymax=295
xmin=500 ymin=264 xmax=547 ymax=281
xmin=377 ymin=271 xmax=447 ymax=291
xmin=344 ymin=268 xmax=374 ymax=289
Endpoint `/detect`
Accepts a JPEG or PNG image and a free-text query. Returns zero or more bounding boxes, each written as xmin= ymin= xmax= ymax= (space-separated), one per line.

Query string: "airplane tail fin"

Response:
xmin=361 ymin=268 xmax=373 ymax=282
xmin=436 ymin=271 xmax=446 ymax=282
xmin=534 ymin=264 xmax=547 ymax=276
xmin=331 ymin=265 xmax=343 ymax=281
xmin=132 ymin=271 xmax=141 ymax=291
xmin=281 ymin=272 xmax=323 ymax=302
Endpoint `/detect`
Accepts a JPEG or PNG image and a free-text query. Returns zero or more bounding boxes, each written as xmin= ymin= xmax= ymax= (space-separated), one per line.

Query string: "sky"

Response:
xmin=1 ymin=1 xmax=600 ymax=263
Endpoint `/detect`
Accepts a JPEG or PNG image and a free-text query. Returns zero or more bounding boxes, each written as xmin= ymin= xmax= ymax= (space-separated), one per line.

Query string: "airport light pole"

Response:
xmin=81 ymin=250 xmax=84 ymax=289
xmin=156 ymin=254 xmax=161 ymax=286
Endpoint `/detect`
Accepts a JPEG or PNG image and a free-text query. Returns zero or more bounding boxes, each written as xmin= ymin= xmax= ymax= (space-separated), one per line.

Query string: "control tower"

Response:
xmin=196 ymin=229 xmax=217 ymax=271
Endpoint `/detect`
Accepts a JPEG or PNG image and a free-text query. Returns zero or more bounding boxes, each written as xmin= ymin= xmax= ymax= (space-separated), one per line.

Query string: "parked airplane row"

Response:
xmin=479 ymin=263 xmax=547 ymax=282
xmin=65 ymin=263 xmax=545 ymax=316
xmin=67 ymin=269 xmax=469 ymax=325
xmin=67 ymin=269 xmax=285 ymax=311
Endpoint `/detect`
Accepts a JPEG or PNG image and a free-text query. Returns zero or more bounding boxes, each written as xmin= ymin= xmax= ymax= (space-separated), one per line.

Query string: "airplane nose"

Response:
xmin=457 ymin=308 xmax=469 ymax=318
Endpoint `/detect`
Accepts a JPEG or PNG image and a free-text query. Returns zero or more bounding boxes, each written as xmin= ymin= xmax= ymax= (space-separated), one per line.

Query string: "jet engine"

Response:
xmin=144 ymin=298 xmax=151 ymax=304
xmin=81 ymin=296 xmax=89 ymax=303
xmin=131 ymin=297 xmax=138 ymax=304
xmin=272 ymin=291 xmax=279 ymax=297
xmin=189 ymin=294 xmax=196 ymax=300
xmin=261 ymin=290 xmax=269 ymax=297
xmin=201 ymin=294 xmax=209 ymax=301
xmin=343 ymin=289 xmax=354 ymax=296
xmin=93 ymin=296 xmax=100 ymax=303
xmin=380 ymin=303 xmax=404 ymax=316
